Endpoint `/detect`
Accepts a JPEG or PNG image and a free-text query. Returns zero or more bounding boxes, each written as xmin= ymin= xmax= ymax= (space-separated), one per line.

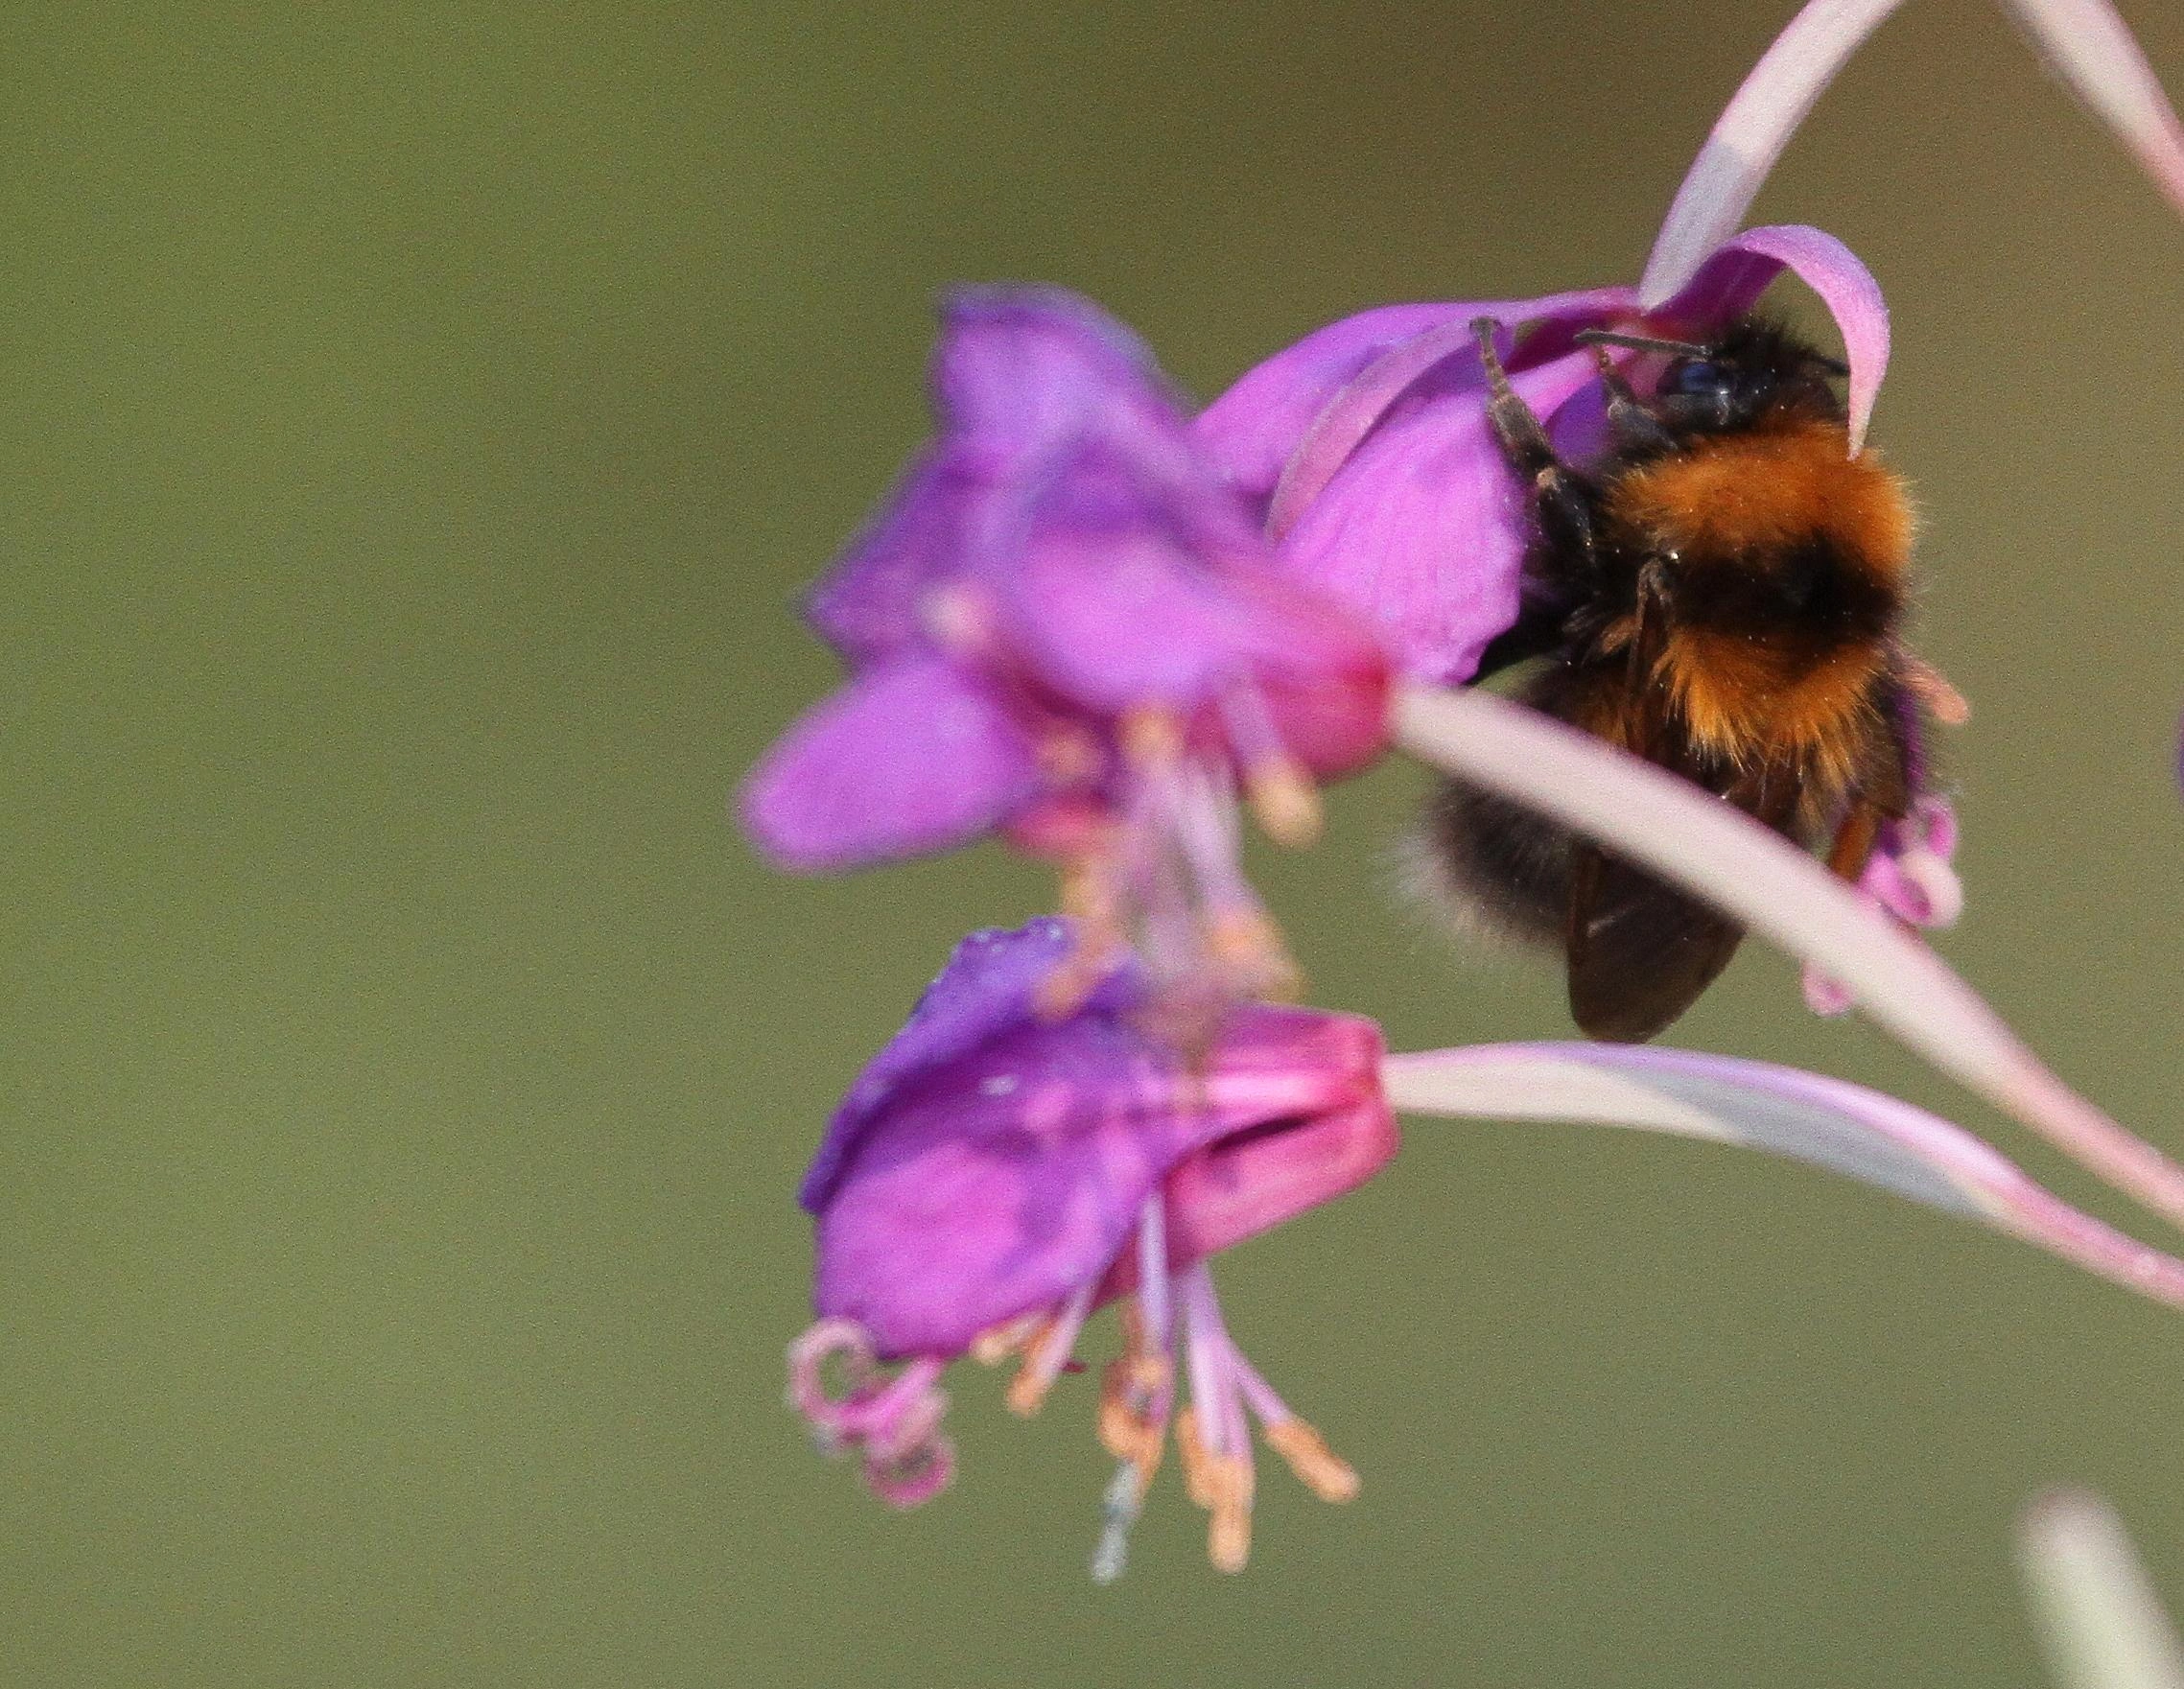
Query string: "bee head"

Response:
xmin=1649 ymin=318 xmax=1846 ymax=436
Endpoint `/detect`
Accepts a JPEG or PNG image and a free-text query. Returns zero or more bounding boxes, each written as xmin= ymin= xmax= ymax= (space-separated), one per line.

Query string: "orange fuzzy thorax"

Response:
xmin=1608 ymin=418 xmax=1914 ymax=578
xmin=1601 ymin=418 xmax=1914 ymax=799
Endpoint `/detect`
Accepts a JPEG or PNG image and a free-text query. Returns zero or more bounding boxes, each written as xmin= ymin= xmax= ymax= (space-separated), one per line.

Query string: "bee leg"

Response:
xmin=1470 ymin=317 xmax=1596 ymax=563
xmin=1825 ymin=797 xmax=1885 ymax=881
xmin=1591 ymin=347 xmax=1676 ymax=453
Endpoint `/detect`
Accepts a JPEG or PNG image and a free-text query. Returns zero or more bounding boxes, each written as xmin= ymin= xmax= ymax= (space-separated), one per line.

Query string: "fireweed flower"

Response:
xmin=1193 ymin=0 xmax=2184 ymax=960
xmin=787 ymin=918 xmax=1395 ymax=1577
xmin=763 ymin=0 xmax=2184 ymax=1582
xmin=740 ymin=290 xmax=1393 ymax=1019
xmin=1261 ymin=0 xmax=2184 ymax=1221
xmin=1197 ymin=0 xmax=2184 ymax=691
xmin=1193 ymin=224 xmax=1894 ymax=688
xmin=787 ymin=927 xmax=2184 ymax=1578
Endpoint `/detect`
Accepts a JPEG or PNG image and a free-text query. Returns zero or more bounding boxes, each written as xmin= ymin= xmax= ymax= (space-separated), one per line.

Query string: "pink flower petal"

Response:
xmin=1640 ymin=0 xmax=2184 ymax=308
xmin=1393 ymin=682 xmax=2184 ymax=1239
xmin=933 ymin=286 xmax=1186 ymax=479
xmin=1143 ymin=1016 xmax=1397 ymax=1279
xmin=1261 ymin=288 xmax=1637 ymax=540
xmin=1639 ymin=0 xmax=1911 ymax=307
xmin=1192 ymin=288 xmax=1638 ymax=511
xmin=1194 ymin=303 xmax=1483 ymax=504
xmin=2001 ymin=0 xmax=2184 ymax=223
xmin=1659 ymin=225 xmax=1890 ymax=455
xmin=804 ymin=457 xmax=973 ymax=662
xmin=1275 ymin=349 xmax=1608 ymax=684
xmin=1003 ymin=520 xmax=1257 ymax=710
xmin=811 ymin=1003 xmax=1388 ymax=1358
xmin=1384 ymin=1043 xmax=2184 ymax=1314
xmin=739 ymin=654 xmax=1045 ymax=871
xmin=802 ymin=919 xmax=1098 ymax=1214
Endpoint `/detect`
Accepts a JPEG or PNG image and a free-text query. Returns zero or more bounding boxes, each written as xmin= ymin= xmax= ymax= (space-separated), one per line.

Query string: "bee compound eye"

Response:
xmin=1659 ymin=358 xmax=1727 ymax=398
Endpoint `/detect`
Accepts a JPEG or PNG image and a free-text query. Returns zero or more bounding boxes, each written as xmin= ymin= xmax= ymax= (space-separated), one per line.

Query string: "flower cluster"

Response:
xmin=789 ymin=918 xmax=1392 ymax=1575
xmin=741 ymin=289 xmax=1392 ymax=1027
xmin=741 ymin=0 xmax=2184 ymax=1579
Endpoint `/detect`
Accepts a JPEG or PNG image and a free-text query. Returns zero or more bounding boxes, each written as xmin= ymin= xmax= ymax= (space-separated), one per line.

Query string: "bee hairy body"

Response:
xmin=1428 ymin=316 xmax=1927 ymax=1042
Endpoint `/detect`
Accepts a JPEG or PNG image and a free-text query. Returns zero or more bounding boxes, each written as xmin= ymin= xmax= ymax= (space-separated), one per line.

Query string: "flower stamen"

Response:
xmin=1177 ymin=1407 xmax=1256 ymax=1574
xmin=1262 ymin=1418 xmax=1361 ymax=1505
xmin=1218 ymin=678 xmax=1326 ymax=849
xmin=1005 ymin=1278 xmax=1096 ymax=1418
xmin=970 ymin=1310 xmax=1048 ymax=1367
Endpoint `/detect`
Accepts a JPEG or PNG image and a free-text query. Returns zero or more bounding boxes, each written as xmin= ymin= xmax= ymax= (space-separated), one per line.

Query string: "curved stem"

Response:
xmin=1392 ymin=682 xmax=2184 ymax=1240
xmin=1384 ymin=1043 xmax=2184 ymax=1316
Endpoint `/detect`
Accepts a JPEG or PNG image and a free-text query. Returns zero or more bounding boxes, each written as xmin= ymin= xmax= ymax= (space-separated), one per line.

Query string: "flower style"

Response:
xmin=1801 ymin=687 xmax=1966 ymax=1014
xmin=740 ymin=289 xmax=1394 ymax=1017
xmin=787 ymin=918 xmax=1396 ymax=1578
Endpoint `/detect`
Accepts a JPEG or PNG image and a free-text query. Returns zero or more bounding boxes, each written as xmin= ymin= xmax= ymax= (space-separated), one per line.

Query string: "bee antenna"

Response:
xmin=1806 ymin=351 xmax=1850 ymax=378
xmin=1572 ymin=329 xmax=1710 ymax=359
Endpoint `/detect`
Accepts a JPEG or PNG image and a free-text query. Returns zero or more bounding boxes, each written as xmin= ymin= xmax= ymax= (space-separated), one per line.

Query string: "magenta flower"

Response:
xmin=762 ymin=0 xmax=2184 ymax=1587
xmin=787 ymin=917 xmax=1395 ymax=1576
xmin=740 ymin=289 xmax=1394 ymax=1014
xmin=788 ymin=925 xmax=2184 ymax=1581
xmin=1196 ymin=0 xmax=2184 ymax=690
xmin=1194 ymin=234 xmax=1890 ymax=689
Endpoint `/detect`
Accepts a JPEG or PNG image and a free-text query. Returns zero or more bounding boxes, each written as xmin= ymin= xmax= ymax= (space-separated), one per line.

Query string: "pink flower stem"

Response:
xmin=1392 ymin=682 xmax=2184 ymax=1243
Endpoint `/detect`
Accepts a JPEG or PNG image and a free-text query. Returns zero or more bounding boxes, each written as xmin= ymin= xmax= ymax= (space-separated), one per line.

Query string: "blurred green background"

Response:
xmin=7 ymin=1 xmax=2184 ymax=1682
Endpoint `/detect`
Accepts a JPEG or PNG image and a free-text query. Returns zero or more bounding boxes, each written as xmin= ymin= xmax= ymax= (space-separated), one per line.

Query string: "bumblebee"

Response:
xmin=1425 ymin=314 xmax=1954 ymax=1042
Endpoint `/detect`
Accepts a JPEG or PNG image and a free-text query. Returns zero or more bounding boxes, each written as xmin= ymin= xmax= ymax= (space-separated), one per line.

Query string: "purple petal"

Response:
xmin=2016 ymin=1489 xmax=2184 ymax=1688
xmin=809 ymin=1017 xmax=1218 ymax=1357
xmin=1656 ymin=226 xmax=1890 ymax=454
xmin=993 ymin=460 xmax=1266 ymax=710
xmin=806 ymin=289 xmax=1198 ymax=661
xmin=995 ymin=467 xmax=1387 ymax=725
xmin=810 ymin=977 xmax=1391 ymax=1358
xmin=1276 ymin=348 xmax=1607 ymax=684
xmin=933 ymin=286 xmax=1190 ymax=480
xmin=1192 ymin=291 xmax=1636 ymax=506
xmin=1146 ymin=1011 xmax=1395 ymax=1278
xmin=1638 ymin=0 xmax=1912 ymax=306
xmin=1385 ymin=1043 xmax=2184 ymax=1315
xmin=1263 ymin=288 xmax=1637 ymax=541
xmin=2000 ymin=0 xmax=2184 ymax=223
xmin=1393 ymin=682 xmax=2184 ymax=1240
xmin=739 ymin=653 xmax=1045 ymax=874
xmin=1193 ymin=303 xmax=1484 ymax=505
xmin=804 ymin=457 xmax=973 ymax=661
xmin=802 ymin=918 xmax=1109 ymax=1213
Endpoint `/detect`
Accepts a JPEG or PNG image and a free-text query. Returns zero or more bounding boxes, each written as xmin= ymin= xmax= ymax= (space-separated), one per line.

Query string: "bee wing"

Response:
xmin=1565 ymin=751 xmax=1800 ymax=1044
xmin=1564 ymin=844 xmax=1749 ymax=1043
